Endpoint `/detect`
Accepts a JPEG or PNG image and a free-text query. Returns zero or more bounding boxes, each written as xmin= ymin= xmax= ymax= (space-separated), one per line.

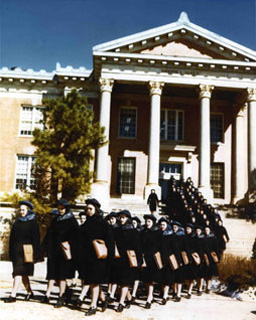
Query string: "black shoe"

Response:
xmin=85 ymin=307 xmax=97 ymax=316
xmin=25 ymin=292 xmax=34 ymax=301
xmin=116 ymin=303 xmax=125 ymax=313
xmin=205 ymin=289 xmax=210 ymax=294
xmin=145 ymin=302 xmax=151 ymax=309
xmin=41 ymin=295 xmax=49 ymax=304
xmin=101 ymin=299 xmax=108 ymax=312
xmin=74 ymin=298 xmax=83 ymax=307
xmin=197 ymin=290 xmax=203 ymax=296
xmin=4 ymin=296 xmax=16 ymax=303
xmin=186 ymin=293 xmax=192 ymax=299
xmin=130 ymin=296 xmax=136 ymax=304
xmin=106 ymin=295 xmax=115 ymax=303
xmin=54 ymin=296 xmax=66 ymax=308
xmin=174 ymin=296 xmax=181 ymax=302
xmin=162 ymin=298 xmax=167 ymax=305
xmin=125 ymin=300 xmax=131 ymax=309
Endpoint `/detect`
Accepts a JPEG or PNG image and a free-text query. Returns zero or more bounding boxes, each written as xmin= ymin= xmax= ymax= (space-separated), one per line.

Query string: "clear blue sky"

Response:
xmin=0 ymin=0 xmax=255 ymax=71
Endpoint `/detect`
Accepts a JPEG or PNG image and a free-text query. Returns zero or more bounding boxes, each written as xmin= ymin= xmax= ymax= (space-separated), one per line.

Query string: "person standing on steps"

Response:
xmin=147 ymin=189 xmax=159 ymax=215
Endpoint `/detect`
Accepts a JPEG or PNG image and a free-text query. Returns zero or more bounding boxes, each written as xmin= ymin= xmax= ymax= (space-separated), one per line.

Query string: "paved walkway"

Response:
xmin=1 ymin=261 xmax=256 ymax=320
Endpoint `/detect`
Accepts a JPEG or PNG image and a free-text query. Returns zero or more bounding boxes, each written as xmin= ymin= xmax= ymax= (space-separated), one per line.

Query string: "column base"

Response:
xmin=144 ymin=184 xmax=162 ymax=201
xmin=232 ymin=195 xmax=246 ymax=205
xmin=198 ymin=186 xmax=214 ymax=204
xmin=90 ymin=181 xmax=110 ymax=212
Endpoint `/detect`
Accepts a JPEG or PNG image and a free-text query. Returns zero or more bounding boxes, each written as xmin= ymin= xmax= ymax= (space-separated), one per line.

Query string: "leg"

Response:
xmin=59 ymin=280 xmax=67 ymax=297
xmin=90 ymin=284 xmax=100 ymax=308
xmin=22 ymin=276 xmax=32 ymax=293
xmin=11 ymin=275 xmax=22 ymax=297
xmin=79 ymin=284 xmax=90 ymax=301
xmin=116 ymin=286 xmax=128 ymax=312
xmin=45 ymin=279 xmax=55 ymax=297
xmin=132 ymin=280 xmax=139 ymax=298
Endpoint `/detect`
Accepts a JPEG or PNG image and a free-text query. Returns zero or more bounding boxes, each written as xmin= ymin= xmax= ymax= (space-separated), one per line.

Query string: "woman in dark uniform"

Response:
xmin=140 ymin=214 xmax=161 ymax=309
xmin=4 ymin=200 xmax=40 ymax=303
xmin=194 ymin=225 xmax=206 ymax=295
xmin=79 ymin=198 xmax=115 ymax=316
xmin=147 ymin=189 xmax=159 ymax=214
xmin=41 ymin=199 xmax=80 ymax=307
xmin=112 ymin=210 xmax=142 ymax=312
xmin=215 ymin=219 xmax=229 ymax=257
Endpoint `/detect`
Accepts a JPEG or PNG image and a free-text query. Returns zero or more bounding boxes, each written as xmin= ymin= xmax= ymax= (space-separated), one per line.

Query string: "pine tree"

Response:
xmin=32 ymin=89 xmax=106 ymax=204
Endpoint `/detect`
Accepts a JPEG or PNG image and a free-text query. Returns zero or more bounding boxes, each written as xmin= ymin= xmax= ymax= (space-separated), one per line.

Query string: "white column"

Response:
xmin=247 ymin=88 xmax=256 ymax=191
xmin=145 ymin=81 xmax=164 ymax=200
xmin=198 ymin=84 xmax=214 ymax=201
xmin=233 ymin=106 xmax=245 ymax=203
xmin=90 ymin=78 xmax=114 ymax=209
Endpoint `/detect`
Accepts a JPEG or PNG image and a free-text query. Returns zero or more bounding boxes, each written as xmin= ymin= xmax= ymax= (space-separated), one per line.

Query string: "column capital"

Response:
xmin=99 ymin=78 xmax=114 ymax=93
xmin=198 ymin=84 xmax=214 ymax=99
xmin=247 ymin=88 xmax=256 ymax=102
xmin=149 ymin=81 xmax=164 ymax=96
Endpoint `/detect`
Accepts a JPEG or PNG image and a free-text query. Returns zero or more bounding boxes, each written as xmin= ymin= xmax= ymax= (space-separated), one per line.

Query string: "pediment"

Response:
xmin=93 ymin=12 xmax=256 ymax=62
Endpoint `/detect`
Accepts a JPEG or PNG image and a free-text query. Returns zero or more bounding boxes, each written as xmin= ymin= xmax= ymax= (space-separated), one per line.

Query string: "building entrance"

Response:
xmin=159 ymin=162 xmax=183 ymax=201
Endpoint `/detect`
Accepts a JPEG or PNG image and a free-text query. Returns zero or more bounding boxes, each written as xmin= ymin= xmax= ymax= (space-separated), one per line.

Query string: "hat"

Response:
xmin=118 ymin=210 xmax=131 ymax=218
xmin=19 ymin=200 xmax=34 ymax=210
xmin=56 ymin=199 xmax=70 ymax=208
xmin=85 ymin=198 xmax=101 ymax=209
xmin=143 ymin=214 xmax=157 ymax=222
xmin=79 ymin=211 xmax=87 ymax=217
xmin=195 ymin=225 xmax=203 ymax=230
xmin=158 ymin=217 xmax=170 ymax=225
xmin=50 ymin=209 xmax=58 ymax=216
xmin=185 ymin=223 xmax=195 ymax=229
xmin=171 ymin=220 xmax=183 ymax=228
xmin=105 ymin=211 xmax=118 ymax=220
xmin=131 ymin=216 xmax=141 ymax=224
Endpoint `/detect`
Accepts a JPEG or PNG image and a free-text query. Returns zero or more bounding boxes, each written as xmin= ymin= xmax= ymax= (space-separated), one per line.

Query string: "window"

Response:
xmin=117 ymin=158 xmax=136 ymax=194
xmin=15 ymin=155 xmax=36 ymax=190
xmin=160 ymin=110 xmax=183 ymax=141
xmin=210 ymin=163 xmax=224 ymax=199
xmin=210 ymin=114 xmax=223 ymax=143
xmin=19 ymin=106 xmax=44 ymax=136
xmin=119 ymin=107 xmax=137 ymax=138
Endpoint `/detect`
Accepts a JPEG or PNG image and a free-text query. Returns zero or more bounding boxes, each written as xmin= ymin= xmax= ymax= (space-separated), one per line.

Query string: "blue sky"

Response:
xmin=0 ymin=0 xmax=255 ymax=71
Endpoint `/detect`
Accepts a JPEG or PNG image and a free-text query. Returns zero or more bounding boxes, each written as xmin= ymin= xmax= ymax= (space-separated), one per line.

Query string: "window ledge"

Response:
xmin=160 ymin=143 xmax=196 ymax=152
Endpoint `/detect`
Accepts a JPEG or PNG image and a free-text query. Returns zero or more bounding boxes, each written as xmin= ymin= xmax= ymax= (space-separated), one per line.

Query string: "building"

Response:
xmin=0 ymin=12 xmax=256 ymax=209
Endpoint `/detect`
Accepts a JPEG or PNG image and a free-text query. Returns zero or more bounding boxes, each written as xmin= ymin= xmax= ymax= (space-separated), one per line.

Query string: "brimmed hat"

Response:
xmin=56 ymin=199 xmax=70 ymax=208
xmin=143 ymin=214 xmax=157 ymax=222
xmin=118 ymin=210 xmax=131 ymax=218
xmin=131 ymin=216 xmax=141 ymax=224
xmin=85 ymin=198 xmax=101 ymax=209
xmin=195 ymin=225 xmax=204 ymax=230
xmin=171 ymin=220 xmax=183 ymax=228
xmin=105 ymin=211 xmax=118 ymax=220
xmin=19 ymin=200 xmax=34 ymax=210
xmin=158 ymin=217 xmax=170 ymax=225
xmin=185 ymin=223 xmax=195 ymax=229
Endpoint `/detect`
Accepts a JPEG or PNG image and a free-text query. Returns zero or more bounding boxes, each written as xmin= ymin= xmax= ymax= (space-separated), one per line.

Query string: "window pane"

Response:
xmin=178 ymin=111 xmax=183 ymax=140
xmin=20 ymin=107 xmax=33 ymax=135
xmin=160 ymin=109 xmax=184 ymax=141
xmin=119 ymin=108 xmax=137 ymax=138
xmin=15 ymin=155 xmax=36 ymax=190
xmin=167 ymin=110 xmax=176 ymax=140
xmin=211 ymin=114 xmax=223 ymax=143
xmin=210 ymin=163 xmax=224 ymax=198
xmin=160 ymin=110 xmax=165 ymax=140
xmin=117 ymin=158 xmax=135 ymax=194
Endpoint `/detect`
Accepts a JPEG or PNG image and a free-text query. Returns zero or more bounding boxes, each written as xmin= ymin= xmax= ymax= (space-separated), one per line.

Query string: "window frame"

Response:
xmin=210 ymin=112 xmax=224 ymax=144
xmin=118 ymin=106 xmax=137 ymax=139
xmin=210 ymin=162 xmax=225 ymax=199
xmin=14 ymin=155 xmax=36 ymax=191
xmin=160 ymin=109 xmax=184 ymax=142
xmin=116 ymin=157 xmax=136 ymax=195
xmin=19 ymin=105 xmax=44 ymax=137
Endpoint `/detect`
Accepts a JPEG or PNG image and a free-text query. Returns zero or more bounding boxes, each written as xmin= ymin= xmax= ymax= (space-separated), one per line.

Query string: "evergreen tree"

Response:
xmin=32 ymin=89 xmax=106 ymax=204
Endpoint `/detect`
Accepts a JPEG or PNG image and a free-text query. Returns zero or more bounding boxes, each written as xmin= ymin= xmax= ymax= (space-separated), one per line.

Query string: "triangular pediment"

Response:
xmin=93 ymin=12 xmax=256 ymax=62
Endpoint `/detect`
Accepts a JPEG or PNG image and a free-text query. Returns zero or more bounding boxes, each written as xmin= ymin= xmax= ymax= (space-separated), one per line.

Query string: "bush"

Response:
xmin=218 ymin=254 xmax=256 ymax=290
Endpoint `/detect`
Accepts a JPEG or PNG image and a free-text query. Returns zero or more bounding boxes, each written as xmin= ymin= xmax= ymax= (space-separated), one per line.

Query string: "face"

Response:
xmin=205 ymin=227 xmax=210 ymax=235
xmin=160 ymin=221 xmax=167 ymax=231
xmin=119 ymin=214 xmax=128 ymax=225
xmin=80 ymin=215 xmax=86 ymax=224
xmin=151 ymin=189 xmax=155 ymax=194
xmin=19 ymin=204 xmax=28 ymax=217
xmin=58 ymin=205 xmax=66 ymax=216
xmin=218 ymin=220 xmax=223 ymax=226
xmin=172 ymin=225 xmax=179 ymax=233
xmin=132 ymin=220 xmax=138 ymax=229
xmin=146 ymin=219 xmax=153 ymax=229
xmin=186 ymin=226 xmax=192 ymax=234
xmin=109 ymin=216 xmax=116 ymax=225
xmin=196 ymin=228 xmax=202 ymax=236
xmin=86 ymin=204 xmax=95 ymax=217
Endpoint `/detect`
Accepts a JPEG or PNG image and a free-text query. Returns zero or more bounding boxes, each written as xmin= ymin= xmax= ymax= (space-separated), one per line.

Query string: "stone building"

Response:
xmin=0 ymin=12 xmax=255 ymax=209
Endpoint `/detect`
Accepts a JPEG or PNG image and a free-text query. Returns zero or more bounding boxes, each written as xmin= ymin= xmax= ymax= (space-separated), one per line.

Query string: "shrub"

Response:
xmin=218 ymin=254 xmax=256 ymax=290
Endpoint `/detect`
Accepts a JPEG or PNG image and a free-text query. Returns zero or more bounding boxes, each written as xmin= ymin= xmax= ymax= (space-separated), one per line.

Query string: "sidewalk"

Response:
xmin=1 ymin=261 xmax=256 ymax=320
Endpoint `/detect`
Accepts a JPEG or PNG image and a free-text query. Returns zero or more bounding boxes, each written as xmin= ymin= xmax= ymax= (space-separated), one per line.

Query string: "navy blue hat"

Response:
xmin=195 ymin=225 xmax=204 ymax=230
xmin=19 ymin=200 xmax=34 ymax=210
xmin=50 ymin=209 xmax=59 ymax=216
xmin=171 ymin=220 xmax=183 ymax=228
xmin=105 ymin=211 xmax=118 ymax=220
xmin=186 ymin=223 xmax=195 ymax=229
xmin=85 ymin=198 xmax=101 ymax=209
xmin=158 ymin=217 xmax=170 ymax=225
xmin=143 ymin=214 xmax=157 ymax=222
xmin=56 ymin=199 xmax=70 ymax=208
xmin=118 ymin=210 xmax=131 ymax=218
xmin=132 ymin=216 xmax=141 ymax=224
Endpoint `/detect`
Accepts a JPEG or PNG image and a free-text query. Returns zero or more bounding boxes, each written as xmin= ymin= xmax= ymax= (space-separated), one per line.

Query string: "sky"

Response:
xmin=0 ymin=0 xmax=255 ymax=72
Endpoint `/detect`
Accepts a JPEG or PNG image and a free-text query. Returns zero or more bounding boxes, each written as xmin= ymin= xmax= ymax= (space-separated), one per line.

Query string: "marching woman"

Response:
xmin=194 ymin=225 xmax=206 ymax=295
xmin=41 ymin=199 xmax=80 ymax=307
xmin=171 ymin=221 xmax=185 ymax=302
xmin=183 ymin=223 xmax=197 ymax=298
xmin=4 ymin=200 xmax=40 ymax=303
xmin=158 ymin=217 xmax=174 ymax=305
xmin=111 ymin=210 xmax=142 ymax=312
xmin=203 ymin=226 xmax=220 ymax=293
xmin=79 ymin=198 xmax=115 ymax=316
xmin=140 ymin=214 xmax=162 ymax=309
xmin=215 ymin=219 xmax=230 ymax=257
